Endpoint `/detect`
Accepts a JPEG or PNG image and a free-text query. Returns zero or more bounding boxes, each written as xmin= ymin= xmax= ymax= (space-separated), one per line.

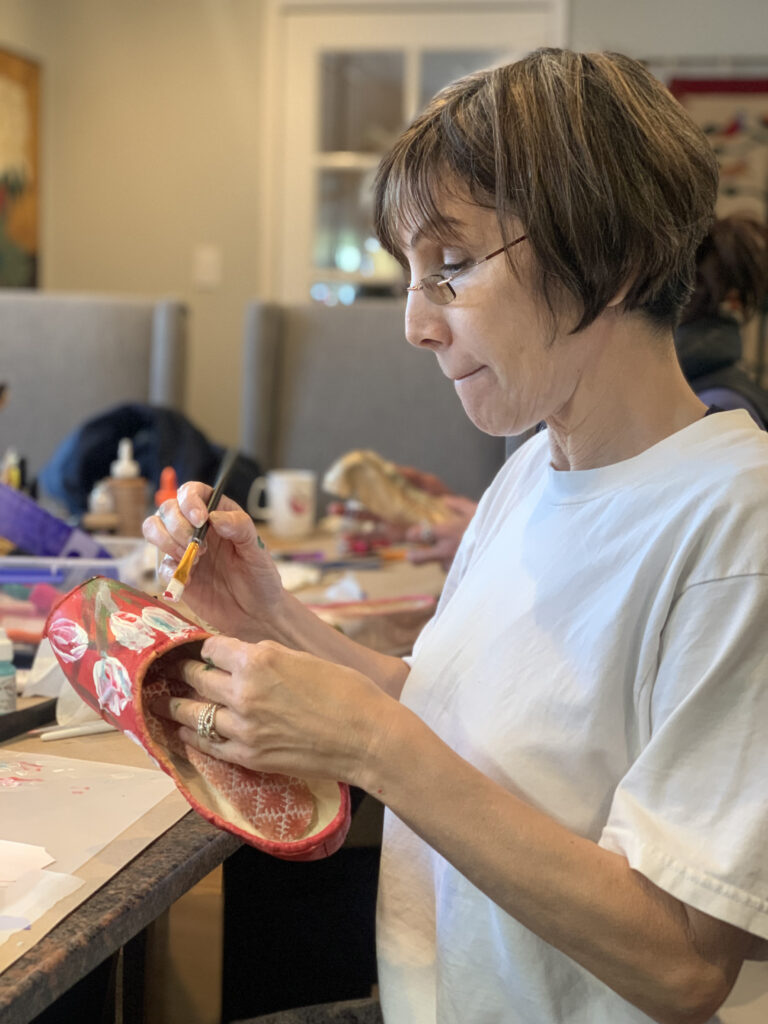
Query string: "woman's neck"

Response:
xmin=546 ymin=316 xmax=707 ymax=472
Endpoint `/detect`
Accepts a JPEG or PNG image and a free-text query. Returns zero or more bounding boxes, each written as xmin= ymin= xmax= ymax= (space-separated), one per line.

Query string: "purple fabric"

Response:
xmin=697 ymin=388 xmax=765 ymax=429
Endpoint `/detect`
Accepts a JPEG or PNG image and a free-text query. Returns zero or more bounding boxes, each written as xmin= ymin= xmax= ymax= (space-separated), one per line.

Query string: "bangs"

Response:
xmin=374 ymin=154 xmax=474 ymax=267
xmin=373 ymin=70 xmax=498 ymax=265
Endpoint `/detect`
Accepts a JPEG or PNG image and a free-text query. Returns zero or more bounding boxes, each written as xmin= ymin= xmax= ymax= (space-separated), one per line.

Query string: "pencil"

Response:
xmin=163 ymin=449 xmax=238 ymax=603
xmin=40 ymin=721 xmax=118 ymax=741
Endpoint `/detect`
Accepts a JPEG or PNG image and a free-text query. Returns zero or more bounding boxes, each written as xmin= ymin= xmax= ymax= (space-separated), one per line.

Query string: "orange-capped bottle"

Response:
xmin=155 ymin=466 xmax=179 ymax=508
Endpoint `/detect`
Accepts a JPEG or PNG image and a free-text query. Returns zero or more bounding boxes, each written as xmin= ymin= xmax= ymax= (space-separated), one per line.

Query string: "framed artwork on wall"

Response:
xmin=669 ymin=77 xmax=768 ymax=223
xmin=0 ymin=48 xmax=40 ymax=287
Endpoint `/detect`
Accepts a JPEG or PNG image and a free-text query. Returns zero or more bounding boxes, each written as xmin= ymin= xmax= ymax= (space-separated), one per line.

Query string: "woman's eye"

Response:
xmin=441 ymin=260 xmax=470 ymax=274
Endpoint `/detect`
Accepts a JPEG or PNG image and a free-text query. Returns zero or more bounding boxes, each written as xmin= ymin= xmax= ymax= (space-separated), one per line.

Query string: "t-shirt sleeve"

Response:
xmin=599 ymin=574 xmax=768 ymax=947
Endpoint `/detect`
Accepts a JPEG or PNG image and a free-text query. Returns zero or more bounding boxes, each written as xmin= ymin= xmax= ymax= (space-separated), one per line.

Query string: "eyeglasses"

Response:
xmin=406 ymin=234 xmax=527 ymax=306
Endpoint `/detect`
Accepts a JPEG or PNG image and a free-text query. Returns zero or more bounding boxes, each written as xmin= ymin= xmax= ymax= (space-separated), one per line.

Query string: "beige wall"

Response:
xmin=1 ymin=0 xmax=267 ymax=449
xmin=571 ymin=0 xmax=768 ymax=55
xmin=1 ymin=0 xmax=767 ymax=450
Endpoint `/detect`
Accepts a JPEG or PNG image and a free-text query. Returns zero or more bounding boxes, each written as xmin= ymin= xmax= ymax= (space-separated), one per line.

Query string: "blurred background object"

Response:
xmin=674 ymin=215 xmax=768 ymax=425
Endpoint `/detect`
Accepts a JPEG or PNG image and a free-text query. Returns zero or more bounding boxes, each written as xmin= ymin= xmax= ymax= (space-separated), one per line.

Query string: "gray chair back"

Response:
xmin=0 ymin=292 xmax=187 ymax=478
xmin=239 ymin=301 xmax=506 ymax=503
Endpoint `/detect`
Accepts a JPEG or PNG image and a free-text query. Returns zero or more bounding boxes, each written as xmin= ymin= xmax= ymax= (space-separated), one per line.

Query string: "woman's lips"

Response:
xmin=454 ymin=366 xmax=485 ymax=383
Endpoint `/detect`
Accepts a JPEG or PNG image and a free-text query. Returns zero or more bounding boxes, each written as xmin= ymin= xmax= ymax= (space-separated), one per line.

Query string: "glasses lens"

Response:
xmin=422 ymin=276 xmax=454 ymax=305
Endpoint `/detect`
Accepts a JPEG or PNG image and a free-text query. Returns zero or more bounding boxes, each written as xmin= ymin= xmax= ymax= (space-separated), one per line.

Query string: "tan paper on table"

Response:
xmin=0 ymin=727 xmax=188 ymax=976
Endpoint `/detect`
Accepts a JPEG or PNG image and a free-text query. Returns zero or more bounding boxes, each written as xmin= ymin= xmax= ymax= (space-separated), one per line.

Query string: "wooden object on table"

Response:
xmin=323 ymin=450 xmax=452 ymax=526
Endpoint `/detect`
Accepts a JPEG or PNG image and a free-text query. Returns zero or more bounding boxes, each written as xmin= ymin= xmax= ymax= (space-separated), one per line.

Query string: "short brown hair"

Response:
xmin=374 ymin=48 xmax=719 ymax=331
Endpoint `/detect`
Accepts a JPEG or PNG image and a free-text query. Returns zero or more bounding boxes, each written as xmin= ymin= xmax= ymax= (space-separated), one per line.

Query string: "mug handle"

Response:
xmin=246 ymin=477 xmax=271 ymax=520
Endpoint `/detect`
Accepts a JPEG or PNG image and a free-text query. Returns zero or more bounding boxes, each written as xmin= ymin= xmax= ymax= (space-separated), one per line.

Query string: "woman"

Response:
xmin=145 ymin=49 xmax=767 ymax=1023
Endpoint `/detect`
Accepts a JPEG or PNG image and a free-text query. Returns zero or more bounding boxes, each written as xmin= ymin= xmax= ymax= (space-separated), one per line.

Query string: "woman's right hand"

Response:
xmin=143 ymin=481 xmax=284 ymax=641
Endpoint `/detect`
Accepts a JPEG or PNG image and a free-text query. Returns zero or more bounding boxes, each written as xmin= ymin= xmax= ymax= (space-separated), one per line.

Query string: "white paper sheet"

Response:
xmin=0 ymin=749 xmax=176 ymax=945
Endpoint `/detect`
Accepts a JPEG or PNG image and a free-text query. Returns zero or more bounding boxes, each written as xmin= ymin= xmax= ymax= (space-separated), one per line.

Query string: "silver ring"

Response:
xmin=196 ymin=701 xmax=224 ymax=743
xmin=418 ymin=524 xmax=436 ymax=545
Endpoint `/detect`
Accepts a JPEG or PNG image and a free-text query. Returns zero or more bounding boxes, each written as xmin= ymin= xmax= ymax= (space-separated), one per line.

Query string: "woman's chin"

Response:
xmin=459 ymin=397 xmax=532 ymax=438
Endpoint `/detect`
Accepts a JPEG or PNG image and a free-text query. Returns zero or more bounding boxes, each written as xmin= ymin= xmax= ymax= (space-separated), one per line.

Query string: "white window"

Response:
xmin=266 ymin=2 xmax=567 ymax=304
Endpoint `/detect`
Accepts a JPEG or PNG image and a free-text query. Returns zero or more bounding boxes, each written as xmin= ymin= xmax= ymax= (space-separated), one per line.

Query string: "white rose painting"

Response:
xmin=93 ymin=656 xmax=133 ymax=718
xmin=109 ymin=612 xmax=157 ymax=652
xmin=47 ymin=619 xmax=89 ymax=664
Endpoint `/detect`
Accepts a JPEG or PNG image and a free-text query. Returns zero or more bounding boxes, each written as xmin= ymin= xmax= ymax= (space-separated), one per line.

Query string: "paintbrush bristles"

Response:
xmin=173 ymin=540 xmax=199 ymax=586
xmin=163 ymin=540 xmax=200 ymax=602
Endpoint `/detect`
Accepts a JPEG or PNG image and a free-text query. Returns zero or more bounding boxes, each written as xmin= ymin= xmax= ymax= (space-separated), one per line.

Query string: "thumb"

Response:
xmin=207 ymin=509 xmax=267 ymax=557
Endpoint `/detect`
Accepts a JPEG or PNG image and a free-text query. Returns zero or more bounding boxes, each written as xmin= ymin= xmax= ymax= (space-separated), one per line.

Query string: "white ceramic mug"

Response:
xmin=248 ymin=469 xmax=317 ymax=537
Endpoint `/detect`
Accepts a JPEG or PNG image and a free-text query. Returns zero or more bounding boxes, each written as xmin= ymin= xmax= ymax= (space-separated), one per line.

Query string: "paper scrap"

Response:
xmin=21 ymin=637 xmax=70 ymax=699
xmin=55 ymin=669 xmax=101 ymax=725
xmin=0 ymin=869 xmax=84 ymax=946
xmin=0 ymin=840 xmax=54 ymax=884
xmin=323 ymin=572 xmax=366 ymax=603
xmin=275 ymin=562 xmax=322 ymax=591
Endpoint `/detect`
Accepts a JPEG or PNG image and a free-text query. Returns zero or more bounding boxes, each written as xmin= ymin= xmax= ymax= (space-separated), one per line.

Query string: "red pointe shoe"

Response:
xmin=44 ymin=576 xmax=351 ymax=860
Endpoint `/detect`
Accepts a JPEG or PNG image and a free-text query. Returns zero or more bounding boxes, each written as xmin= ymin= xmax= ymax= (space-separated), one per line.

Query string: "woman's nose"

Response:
xmin=404 ymin=290 xmax=450 ymax=351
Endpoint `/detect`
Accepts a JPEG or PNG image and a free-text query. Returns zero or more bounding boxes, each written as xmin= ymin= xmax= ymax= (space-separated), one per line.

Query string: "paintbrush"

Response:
xmin=163 ymin=448 xmax=238 ymax=603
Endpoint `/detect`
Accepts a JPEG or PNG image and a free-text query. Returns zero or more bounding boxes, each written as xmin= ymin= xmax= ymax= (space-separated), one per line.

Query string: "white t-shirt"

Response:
xmin=377 ymin=410 xmax=768 ymax=1024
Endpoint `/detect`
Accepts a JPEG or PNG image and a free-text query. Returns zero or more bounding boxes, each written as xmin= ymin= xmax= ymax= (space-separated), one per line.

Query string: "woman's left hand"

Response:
xmin=148 ymin=634 xmax=396 ymax=787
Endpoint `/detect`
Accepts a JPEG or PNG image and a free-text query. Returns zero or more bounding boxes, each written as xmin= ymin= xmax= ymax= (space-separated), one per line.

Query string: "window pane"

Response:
xmin=309 ymin=280 xmax=405 ymax=306
xmin=312 ymin=168 xmax=403 ymax=304
xmin=314 ymin=169 xmax=397 ymax=274
xmin=320 ymin=51 xmax=404 ymax=152
xmin=419 ymin=50 xmax=508 ymax=109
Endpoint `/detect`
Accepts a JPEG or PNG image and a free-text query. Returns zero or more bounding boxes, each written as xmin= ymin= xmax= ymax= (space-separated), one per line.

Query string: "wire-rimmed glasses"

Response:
xmin=406 ymin=234 xmax=527 ymax=306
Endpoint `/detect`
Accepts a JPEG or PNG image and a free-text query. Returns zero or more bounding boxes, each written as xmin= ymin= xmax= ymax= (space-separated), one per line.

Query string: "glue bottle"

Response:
xmin=107 ymin=438 xmax=149 ymax=537
xmin=0 ymin=626 xmax=17 ymax=715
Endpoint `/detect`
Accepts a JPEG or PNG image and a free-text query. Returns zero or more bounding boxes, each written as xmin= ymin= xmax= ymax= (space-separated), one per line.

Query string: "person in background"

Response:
xmin=674 ymin=215 xmax=768 ymax=424
xmin=146 ymin=49 xmax=768 ymax=1024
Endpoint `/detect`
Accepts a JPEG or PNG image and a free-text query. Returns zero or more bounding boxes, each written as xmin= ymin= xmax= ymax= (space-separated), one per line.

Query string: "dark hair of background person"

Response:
xmin=674 ymin=215 xmax=768 ymax=428
xmin=374 ymin=47 xmax=719 ymax=333
xmin=680 ymin=216 xmax=768 ymax=325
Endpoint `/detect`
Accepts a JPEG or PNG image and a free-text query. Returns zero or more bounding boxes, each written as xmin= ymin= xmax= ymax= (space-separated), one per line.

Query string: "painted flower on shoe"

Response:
xmin=93 ymin=656 xmax=132 ymax=717
xmin=47 ymin=619 xmax=89 ymax=664
xmin=141 ymin=606 xmax=199 ymax=637
xmin=109 ymin=611 xmax=156 ymax=652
